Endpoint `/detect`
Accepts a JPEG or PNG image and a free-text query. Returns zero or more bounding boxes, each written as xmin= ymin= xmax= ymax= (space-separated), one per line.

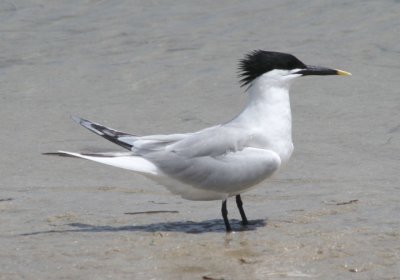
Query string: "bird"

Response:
xmin=48 ymin=50 xmax=351 ymax=232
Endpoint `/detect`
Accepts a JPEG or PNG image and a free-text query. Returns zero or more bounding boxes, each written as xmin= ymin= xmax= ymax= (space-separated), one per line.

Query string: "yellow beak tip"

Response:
xmin=336 ymin=69 xmax=352 ymax=76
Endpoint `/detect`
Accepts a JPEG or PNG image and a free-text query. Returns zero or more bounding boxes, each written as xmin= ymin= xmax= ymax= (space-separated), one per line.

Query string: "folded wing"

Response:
xmin=145 ymin=147 xmax=281 ymax=194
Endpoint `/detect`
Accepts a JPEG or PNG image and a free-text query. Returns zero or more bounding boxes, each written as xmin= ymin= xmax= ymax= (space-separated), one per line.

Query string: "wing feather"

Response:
xmin=144 ymin=147 xmax=281 ymax=194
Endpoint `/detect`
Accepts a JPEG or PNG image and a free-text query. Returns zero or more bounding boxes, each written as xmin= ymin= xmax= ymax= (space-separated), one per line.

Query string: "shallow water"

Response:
xmin=1 ymin=0 xmax=400 ymax=279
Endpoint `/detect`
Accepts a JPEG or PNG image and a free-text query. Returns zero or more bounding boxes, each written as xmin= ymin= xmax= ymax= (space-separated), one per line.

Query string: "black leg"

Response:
xmin=221 ymin=199 xmax=232 ymax=232
xmin=236 ymin=194 xmax=249 ymax=225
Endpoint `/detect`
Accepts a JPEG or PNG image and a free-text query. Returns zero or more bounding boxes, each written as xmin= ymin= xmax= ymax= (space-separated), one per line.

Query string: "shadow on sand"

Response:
xmin=21 ymin=219 xmax=267 ymax=236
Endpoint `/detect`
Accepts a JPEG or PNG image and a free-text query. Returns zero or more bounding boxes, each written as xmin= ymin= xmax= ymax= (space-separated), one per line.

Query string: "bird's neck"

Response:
xmin=231 ymin=76 xmax=294 ymax=162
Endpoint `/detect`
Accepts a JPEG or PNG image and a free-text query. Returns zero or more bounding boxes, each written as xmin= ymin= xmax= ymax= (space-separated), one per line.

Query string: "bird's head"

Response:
xmin=239 ymin=50 xmax=351 ymax=88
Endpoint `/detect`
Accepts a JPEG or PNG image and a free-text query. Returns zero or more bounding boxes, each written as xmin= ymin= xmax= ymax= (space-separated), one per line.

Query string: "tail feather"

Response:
xmin=72 ymin=116 xmax=136 ymax=150
xmin=46 ymin=151 xmax=159 ymax=175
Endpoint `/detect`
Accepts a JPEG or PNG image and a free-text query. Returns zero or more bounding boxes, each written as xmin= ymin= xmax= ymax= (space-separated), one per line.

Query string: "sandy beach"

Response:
xmin=1 ymin=0 xmax=399 ymax=279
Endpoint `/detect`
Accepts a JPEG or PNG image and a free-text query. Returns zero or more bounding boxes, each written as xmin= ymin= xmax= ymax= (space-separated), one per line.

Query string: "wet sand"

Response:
xmin=1 ymin=1 xmax=399 ymax=279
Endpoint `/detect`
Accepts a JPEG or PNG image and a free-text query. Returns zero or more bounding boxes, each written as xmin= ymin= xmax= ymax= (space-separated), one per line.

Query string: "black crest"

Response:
xmin=238 ymin=50 xmax=306 ymax=87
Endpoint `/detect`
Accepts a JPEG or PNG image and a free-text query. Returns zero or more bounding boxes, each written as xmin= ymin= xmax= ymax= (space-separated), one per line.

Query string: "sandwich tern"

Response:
xmin=49 ymin=50 xmax=351 ymax=232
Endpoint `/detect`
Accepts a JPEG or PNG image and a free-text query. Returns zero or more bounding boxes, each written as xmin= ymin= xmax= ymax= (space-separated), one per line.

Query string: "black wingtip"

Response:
xmin=67 ymin=116 xmax=134 ymax=150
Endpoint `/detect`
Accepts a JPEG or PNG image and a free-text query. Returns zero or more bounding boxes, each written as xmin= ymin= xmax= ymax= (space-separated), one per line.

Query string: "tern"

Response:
xmin=49 ymin=50 xmax=351 ymax=232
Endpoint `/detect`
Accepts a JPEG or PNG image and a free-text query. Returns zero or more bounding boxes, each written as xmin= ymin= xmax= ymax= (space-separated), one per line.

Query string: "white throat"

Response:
xmin=230 ymin=71 xmax=297 ymax=163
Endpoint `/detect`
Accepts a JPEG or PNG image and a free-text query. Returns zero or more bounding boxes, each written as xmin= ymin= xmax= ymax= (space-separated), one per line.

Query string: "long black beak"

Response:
xmin=297 ymin=65 xmax=351 ymax=76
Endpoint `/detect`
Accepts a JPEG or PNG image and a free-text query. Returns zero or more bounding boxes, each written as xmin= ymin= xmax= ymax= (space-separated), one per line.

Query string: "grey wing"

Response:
xmin=133 ymin=133 xmax=189 ymax=153
xmin=145 ymin=147 xmax=281 ymax=194
xmin=72 ymin=117 xmax=246 ymax=157
xmin=165 ymin=125 xmax=252 ymax=157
